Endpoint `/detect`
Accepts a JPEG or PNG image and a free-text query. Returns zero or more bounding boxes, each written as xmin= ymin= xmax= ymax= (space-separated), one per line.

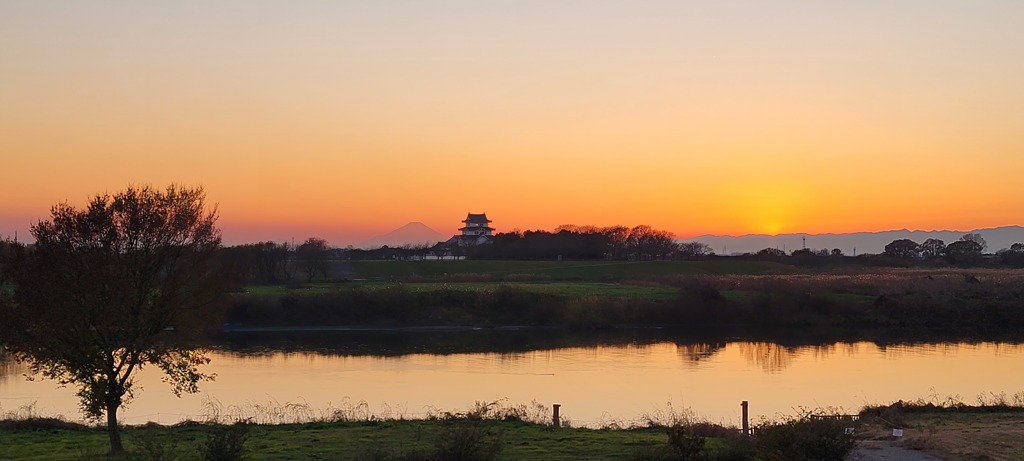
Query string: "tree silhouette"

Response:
xmin=601 ymin=225 xmax=630 ymax=260
xmin=0 ymin=185 xmax=231 ymax=454
xmin=918 ymin=238 xmax=946 ymax=260
xmin=997 ymin=243 xmax=1024 ymax=267
xmin=677 ymin=241 xmax=714 ymax=260
xmin=883 ymin=239 xmax=920 ymax=259
xmin=756 ymin=247 xmax=786 ymax=259
xmin=296 ymin=237 xmax=330 ymax=282
xmin=0 ymin=239 xmax=12 ymax=288
xmin=944 ymin=239 xmax=983 ymax=265
xmin=222 ymin=241 xmax=293 ymax=284
xmin=959 ymin=233 xmax=988 ymax=252
xmin=627 ymin=225 xmax=677 ymax=260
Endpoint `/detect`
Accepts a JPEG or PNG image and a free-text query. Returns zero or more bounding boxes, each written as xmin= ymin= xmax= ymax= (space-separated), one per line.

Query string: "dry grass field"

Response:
xmin=858 ymin=410 xmax=1024 ymax=461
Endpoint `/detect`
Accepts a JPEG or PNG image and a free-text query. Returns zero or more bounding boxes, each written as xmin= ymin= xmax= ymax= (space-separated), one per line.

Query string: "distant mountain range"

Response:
xmin=690 ymin=226 xmax=1024 ymax=256
xmin=359 ymin=222 xmax=446 ymax=249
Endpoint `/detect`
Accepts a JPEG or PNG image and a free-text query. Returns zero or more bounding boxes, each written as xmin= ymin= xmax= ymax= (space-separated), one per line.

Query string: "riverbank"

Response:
xmin=3 ymin=403 xmax=1023 ymax=460
xmin=0 ymin=417 xmax=737 ymax=461
xmin=226 ymin=267 xmax=1024 ymax=337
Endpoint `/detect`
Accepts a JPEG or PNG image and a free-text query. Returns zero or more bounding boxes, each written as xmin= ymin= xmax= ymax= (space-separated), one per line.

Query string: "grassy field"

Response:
xmin=0 ymin=420 xmax=701 ymax=461
xmin=243 ymin=281 xmax=680 ymax=301
xmin=858 ymin=409 xmax=1024 ymax=461
xmin=340 ymin=259 xmax=802 ymax=280
xmin=228 ymin=267 xmax=1024 ymax=333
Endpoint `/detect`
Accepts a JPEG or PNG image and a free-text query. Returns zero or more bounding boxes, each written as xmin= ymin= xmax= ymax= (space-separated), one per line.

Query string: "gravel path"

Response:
xmin=850 ymin=441 xmax=946 ymax=461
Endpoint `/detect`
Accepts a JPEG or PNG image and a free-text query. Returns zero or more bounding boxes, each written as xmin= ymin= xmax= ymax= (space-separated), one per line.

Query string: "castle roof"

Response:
xmin=463 ymin=213 xmax=491 ymax=224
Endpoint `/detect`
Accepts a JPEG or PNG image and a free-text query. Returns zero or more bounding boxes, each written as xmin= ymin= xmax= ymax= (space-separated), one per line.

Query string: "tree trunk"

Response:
xmin=106 ymin=399 xmax=124 ymax=454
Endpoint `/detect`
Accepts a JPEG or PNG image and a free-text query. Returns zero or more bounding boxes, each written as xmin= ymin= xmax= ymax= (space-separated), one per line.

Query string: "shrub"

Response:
xmin=627 ymin=421 xmax=758 ymax=461
xmin=433 ymin=423 xmax=504 ymax=461
xmin=678 ymin=277 xmax=726 ymax=305
xmin=0 ymin=416 xmax=87 ymax=431
xmin=130 ymin=428 xmax=180 ymax=461
xmin=755 ymin=416 xmax=855 ymax=461
xmin=199 ymin=424 xmax=249 ymax=461
xmin=667 ymin=424 xmax=706 ymax=460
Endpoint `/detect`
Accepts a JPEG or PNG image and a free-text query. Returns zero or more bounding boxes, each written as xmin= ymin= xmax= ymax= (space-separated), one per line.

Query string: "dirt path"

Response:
xmin=855 ymin=410 xmax=1024 ymax=461
xmin=851 ymin=441 xmax=946 ymax=460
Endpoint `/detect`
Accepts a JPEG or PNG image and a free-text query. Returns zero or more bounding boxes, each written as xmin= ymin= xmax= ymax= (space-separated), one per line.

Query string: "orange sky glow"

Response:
xmin=2 ymin=2 xmax=1023 ymax=245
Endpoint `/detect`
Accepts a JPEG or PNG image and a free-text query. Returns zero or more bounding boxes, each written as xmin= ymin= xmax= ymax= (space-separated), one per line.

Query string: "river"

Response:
xmin=2 ymin=331 xmax=1022 ymax=428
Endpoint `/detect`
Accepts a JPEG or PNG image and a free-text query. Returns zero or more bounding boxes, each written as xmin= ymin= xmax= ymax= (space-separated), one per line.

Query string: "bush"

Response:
xmin=0 ymin=416 xmax=87 ymax=431
xmin=667 ymin=425 xmax=706 ymax=460
xmin=628 ymin=423 xmax=755 ymax=461
xmin=130 ymin=428 xmax=180 ymax=461
xmin=200 ymin=424 xmax=249 ymax=461
xmin=433 ymin=423 xmax=504 ymax=461
xmin=755 ymin=416 xmax=855 ymax=461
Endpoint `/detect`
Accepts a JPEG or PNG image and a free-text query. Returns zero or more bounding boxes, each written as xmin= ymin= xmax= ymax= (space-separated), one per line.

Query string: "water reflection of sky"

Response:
xmin=2 ymin=341 xmax=1023 ymax=427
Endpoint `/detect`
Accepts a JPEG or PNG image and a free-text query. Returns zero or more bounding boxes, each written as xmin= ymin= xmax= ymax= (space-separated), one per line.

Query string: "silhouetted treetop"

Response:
xmin=883 ymin=239 xmax=920 ymax=259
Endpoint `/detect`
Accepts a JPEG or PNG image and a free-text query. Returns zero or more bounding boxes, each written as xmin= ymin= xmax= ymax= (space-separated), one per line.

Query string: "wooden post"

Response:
xmin=741 ymin=401 xmax=749 ymax=436
xmin=552 ymin=404 xmax=561 ymax=428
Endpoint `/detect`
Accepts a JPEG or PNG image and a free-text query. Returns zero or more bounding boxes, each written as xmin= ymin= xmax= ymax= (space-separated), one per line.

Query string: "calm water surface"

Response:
xmin=2 ymin=336 xmax=1022 ymax=427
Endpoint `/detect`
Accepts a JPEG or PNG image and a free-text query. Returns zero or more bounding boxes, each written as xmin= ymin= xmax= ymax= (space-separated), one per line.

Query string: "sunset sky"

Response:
xmin=2 ymin=1 xmax=1023 ymax=245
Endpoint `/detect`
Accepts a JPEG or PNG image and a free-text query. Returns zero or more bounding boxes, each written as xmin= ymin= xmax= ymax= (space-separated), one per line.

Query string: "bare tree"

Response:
xmin=600 ymin=226 xmax=630 ymax=260
xmin=627 ymin=225 xmax=678 ymax=260
xmin=296 ymin=237 xmax=330 ymax=282
xmin=220 ymin=241 xmax=294 ymax=284
xmin=0 ymin=185 xmax=232 ymax=454
xmin=677 ymin=241 xmax=714 ymax=260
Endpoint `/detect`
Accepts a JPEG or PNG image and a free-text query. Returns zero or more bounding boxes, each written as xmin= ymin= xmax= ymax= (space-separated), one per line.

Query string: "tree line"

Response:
xmin=187 ymin=230 xmax=1024 ymax=287
xmin=470 ymin=224 xmax=712 ymax=261
xmin=880 ymin=233 xmax=1017 ymax=265
xmin=743 ymin=232 xmax=1024 ymax=268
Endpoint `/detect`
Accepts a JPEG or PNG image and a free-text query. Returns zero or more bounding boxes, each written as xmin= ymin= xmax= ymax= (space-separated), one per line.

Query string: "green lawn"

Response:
xmin=0 ymin=420 xmax=708 ymax=461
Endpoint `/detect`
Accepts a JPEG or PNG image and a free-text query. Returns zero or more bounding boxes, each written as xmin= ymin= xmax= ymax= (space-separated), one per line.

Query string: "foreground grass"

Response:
xmin=24 ymin=400 xmax=1024 ymax=460
xmin=0 ymin=420 xmax=684 ymax=461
